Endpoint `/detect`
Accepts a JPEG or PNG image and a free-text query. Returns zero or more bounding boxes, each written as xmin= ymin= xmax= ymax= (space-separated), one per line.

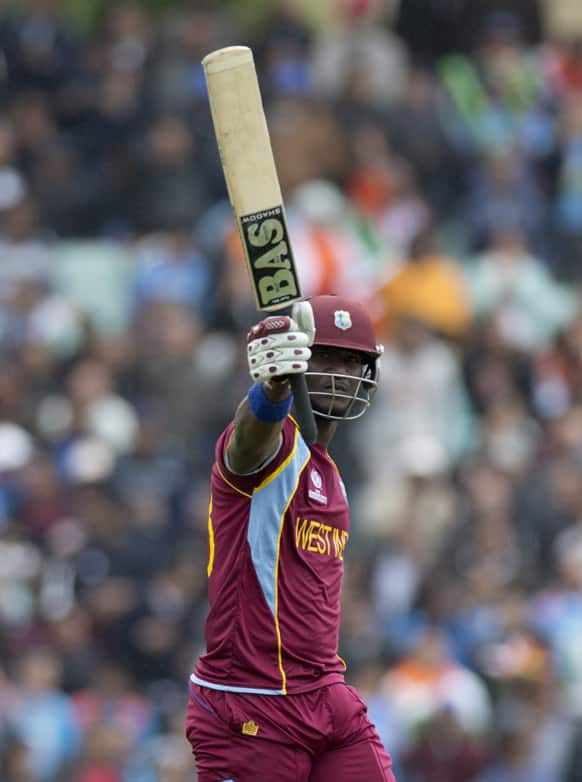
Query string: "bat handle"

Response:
xmin=290 ymin=373 xmax=318 ymax=445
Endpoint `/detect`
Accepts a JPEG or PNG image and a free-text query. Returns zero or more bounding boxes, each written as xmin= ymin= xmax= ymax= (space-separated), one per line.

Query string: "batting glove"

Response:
xmin=247 ymin=301 xmax=315 ymax=383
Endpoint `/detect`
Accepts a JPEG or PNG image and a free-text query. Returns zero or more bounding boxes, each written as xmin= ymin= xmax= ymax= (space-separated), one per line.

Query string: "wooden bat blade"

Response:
xmin=203 ymin=45 xmax=317 ymax=444
xmin=202 ymin=46 xmax=302 ymax=312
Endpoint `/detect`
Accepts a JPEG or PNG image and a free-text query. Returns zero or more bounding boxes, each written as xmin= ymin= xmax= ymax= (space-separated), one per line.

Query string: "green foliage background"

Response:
xmin=52 ymin=0 xmax=274 ymax=32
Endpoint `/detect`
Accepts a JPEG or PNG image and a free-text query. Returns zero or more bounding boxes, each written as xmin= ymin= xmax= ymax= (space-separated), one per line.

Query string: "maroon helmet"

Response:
xmin=305 ymin=295 xmax=383 ymax=420
xmin=309 ymin=295 xmax=382 ymax=358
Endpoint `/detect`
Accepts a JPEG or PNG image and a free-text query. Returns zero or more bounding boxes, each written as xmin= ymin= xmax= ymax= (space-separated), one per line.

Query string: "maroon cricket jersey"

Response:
xmin=192 ymin=417 xmax=349 ymax=695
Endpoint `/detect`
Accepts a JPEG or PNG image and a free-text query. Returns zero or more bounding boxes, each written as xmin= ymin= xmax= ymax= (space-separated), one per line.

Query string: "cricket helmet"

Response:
xmin=305 ymin=295 xmax=383 ymax=420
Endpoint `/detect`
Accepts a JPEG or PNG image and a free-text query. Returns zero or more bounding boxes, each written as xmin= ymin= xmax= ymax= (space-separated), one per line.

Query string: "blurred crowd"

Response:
xmin=3 ymin=0 xmax=582 ymax=780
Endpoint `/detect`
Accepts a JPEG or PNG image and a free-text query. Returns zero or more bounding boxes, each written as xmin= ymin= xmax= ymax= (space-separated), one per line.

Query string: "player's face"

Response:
xmin=306 ymin=346 xmax=366 ymax=418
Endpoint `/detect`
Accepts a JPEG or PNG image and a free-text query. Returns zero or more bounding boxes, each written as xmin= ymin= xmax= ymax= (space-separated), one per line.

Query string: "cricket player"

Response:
xmin=186 ymin=294 xmax=396 ymax=781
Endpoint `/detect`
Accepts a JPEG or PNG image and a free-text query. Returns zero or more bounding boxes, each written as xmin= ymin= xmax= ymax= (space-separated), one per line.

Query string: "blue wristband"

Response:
xmin=248 ymin=382 xmax=293 ymax=423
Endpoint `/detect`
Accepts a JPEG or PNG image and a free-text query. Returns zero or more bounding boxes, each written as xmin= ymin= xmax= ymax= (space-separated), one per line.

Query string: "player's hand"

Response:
xmin=247 ymin=302 xmax=314 ymax=384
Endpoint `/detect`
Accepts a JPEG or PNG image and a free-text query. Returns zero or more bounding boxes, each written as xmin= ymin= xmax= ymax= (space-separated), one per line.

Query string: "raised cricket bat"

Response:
xmin=202 ymin=45 xmax=317 ymax=444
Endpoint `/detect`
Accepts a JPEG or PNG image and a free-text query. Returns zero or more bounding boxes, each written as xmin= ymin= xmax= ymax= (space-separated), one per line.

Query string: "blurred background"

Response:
xmin=3 ymin=0 xmax=582 ymax=780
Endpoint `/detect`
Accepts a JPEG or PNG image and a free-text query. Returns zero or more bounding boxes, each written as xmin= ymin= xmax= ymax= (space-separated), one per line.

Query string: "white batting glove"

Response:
xmin=247 ymin=301 xmax=315 ymax=384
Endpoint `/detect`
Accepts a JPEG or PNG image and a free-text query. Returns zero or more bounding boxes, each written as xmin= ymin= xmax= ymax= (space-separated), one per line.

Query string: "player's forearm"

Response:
xmin=227 ymin=380 xmax=291 ymax=474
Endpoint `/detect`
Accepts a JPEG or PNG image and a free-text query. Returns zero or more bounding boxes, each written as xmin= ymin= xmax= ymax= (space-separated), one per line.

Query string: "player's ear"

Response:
xmin=291 ymin=300 xmax=315 ymax=346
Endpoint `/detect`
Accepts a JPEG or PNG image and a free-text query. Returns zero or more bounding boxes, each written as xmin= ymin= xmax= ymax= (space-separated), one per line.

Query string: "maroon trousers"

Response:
xmin=186 ymin=682 xmax=396 ymax=782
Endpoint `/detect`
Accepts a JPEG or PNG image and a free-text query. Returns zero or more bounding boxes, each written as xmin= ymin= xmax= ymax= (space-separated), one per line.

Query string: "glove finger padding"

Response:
xmin=249 ymin=359 xmax=309 ymax=383
xmin=247 ymin=330 xmax=311 ymax=356
xmin=247 ymin=313 xmax=312 ymax=383
xmin=249 ymin=347 xmax=311 ymax=382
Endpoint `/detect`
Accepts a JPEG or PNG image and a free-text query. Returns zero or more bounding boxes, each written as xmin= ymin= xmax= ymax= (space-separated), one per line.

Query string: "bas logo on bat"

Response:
xmin=240 ymin=206 xmax=299 ymax=309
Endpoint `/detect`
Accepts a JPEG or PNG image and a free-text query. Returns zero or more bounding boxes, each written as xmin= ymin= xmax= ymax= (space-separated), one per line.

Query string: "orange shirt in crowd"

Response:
xmin=374 ymin=253 xmax=472 ymax=339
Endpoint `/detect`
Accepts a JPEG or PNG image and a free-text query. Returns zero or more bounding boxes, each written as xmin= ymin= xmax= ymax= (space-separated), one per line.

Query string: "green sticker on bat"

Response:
xmin=239 ymin=206 xmax=301 ymax=309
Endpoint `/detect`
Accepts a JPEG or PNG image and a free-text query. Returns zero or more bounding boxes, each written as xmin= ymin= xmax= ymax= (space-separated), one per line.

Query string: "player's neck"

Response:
xmin=315 ymin=418 xmax=337 ymax=448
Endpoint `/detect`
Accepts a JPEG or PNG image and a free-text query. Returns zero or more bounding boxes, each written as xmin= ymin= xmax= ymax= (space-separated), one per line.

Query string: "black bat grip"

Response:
xmin=290 ymin=373 xmax=318 ymax=445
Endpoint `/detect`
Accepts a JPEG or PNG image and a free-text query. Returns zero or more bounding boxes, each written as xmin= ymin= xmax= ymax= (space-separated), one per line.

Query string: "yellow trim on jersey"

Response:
xmin=215 ymin=462 xmax=253 ymax=498
xmin=338 ymin=654 xmax=348 ymax=671
xmin=207 ymin=495 xmax=215 ymax=577
xmin=255 ymin=427 xmax=299 ymax=493
xmin=273 ymin=444 xmax=311 ymax=695
xmin=326 ymin=451 xmax=341 ymax=477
